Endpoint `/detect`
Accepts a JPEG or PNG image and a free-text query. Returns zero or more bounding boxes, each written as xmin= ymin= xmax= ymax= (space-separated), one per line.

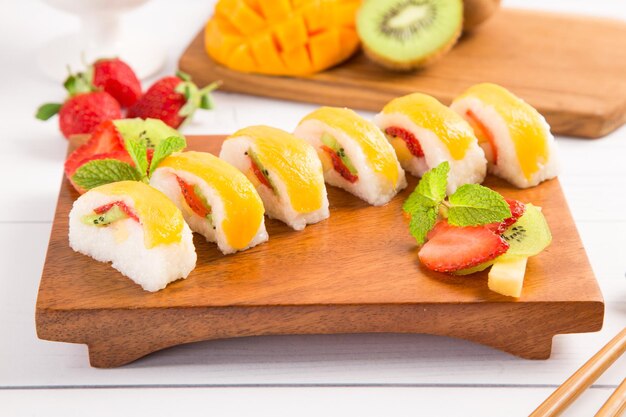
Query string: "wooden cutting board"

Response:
xmin=179 ymin=8 xmax=626 ymax=139
xmin=35 ymin=136 xmax=604 ymax=368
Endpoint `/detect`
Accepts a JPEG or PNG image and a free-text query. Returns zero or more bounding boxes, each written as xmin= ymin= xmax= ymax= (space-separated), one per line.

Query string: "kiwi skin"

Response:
xmin=362 ymin=22 xmax=462 ymax=71
xmin=463 ymin=0 xmax=501 ymax=31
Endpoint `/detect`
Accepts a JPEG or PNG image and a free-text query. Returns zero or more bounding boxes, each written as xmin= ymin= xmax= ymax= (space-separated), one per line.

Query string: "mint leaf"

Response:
xmin=447 ymin=184 xmax=511 ymax=226
xmin=148 ymin=136 xmax=187 ymax=176
xmin=408 ymin=206 xmax=438 ymax=245
xmin=124 ymin=138 xmax=148 ymax=181
xmin=72 ymin=159 xmax=140 ymax=190
xmin=403 ymin=161 xmax=449 ymax=214
xmin=417 ymin=161 xmax=449 ymax=203
xmin=403 ymin=192 xmax=437 ymax=214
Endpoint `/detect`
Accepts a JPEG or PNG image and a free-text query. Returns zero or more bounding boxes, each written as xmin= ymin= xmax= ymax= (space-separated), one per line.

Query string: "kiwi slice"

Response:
xmin=357 ymin=0 xmax=463 ymax=71
xmin=500 ymin=204 xmax=551 ymax=260
xmin=82 ymin=205 xmax=127 ymax=227
xmin=114 ymin=118 xmax=182 ymax=149
xmin=320 ymin=133 xmax=358 ymax=175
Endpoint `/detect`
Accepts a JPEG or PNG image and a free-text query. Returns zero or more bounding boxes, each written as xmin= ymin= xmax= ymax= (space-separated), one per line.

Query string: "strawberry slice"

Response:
xmin=249 ymin=155 xmax=273 ymax=189
xmin=175 ymin=176 xmax=211 ymax=218
xmin=320 ymin=145 xmax=358 ymax=183
xmin=84 ymin=120 xmax=126 ymax=154
xmin=419 ymin=221 xmax=510 ymax=273
xmin=465 ymin=109 xmax=498 ymax=164
xmin=65 ymin=120 xmax=126 ymax=174
xmin=65 ymin=151 xmax=134 ymax=194
xmin=486 ymin=199 xmax=526 ymax=234
xmin=385 ymin=126 xmax=424 ymax=158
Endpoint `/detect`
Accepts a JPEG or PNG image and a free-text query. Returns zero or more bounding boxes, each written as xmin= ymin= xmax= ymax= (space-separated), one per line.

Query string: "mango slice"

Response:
xmin=205 ymin=0 xmax=361 ymax=76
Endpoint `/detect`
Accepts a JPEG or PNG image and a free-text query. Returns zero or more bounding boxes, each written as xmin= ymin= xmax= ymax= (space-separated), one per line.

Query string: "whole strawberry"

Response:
xmin=128 ymin=71 xmax=219 ymax=128
xmin=92 ymin=58 xmax=141 ymax=107
xmin=36 ymin=72 xmax=121 ymax=138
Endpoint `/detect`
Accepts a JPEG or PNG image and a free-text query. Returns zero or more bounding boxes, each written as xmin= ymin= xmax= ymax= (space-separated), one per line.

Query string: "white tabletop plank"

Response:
xmin=1 ymin=386 xmax=622 ymax=417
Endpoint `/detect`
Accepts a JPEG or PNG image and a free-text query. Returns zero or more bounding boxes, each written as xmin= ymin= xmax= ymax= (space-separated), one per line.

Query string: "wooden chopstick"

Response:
xmin=595 ymin=378 xmax=626 ymax=417
xmin=529 ymin=327 xmax=626 ymax=417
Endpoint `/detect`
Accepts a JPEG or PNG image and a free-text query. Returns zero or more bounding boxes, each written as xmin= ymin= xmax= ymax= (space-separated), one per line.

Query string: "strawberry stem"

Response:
xmin=35 ymin=103 xmax=62 ymax=120
xmin=175 ymin=70 xmax=191 ymax=81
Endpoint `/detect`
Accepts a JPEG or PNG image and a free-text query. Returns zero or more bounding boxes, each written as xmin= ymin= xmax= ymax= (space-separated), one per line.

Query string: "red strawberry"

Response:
xmin=419 ymin=221 xmax=510 ymax=273
xmin=36 ymin=70 xmax=122 ymax=139
xmin=487 ymin=199 xmax=526 ymax=234
xmin=92 ymin=58 xmax=141 ymax=107
xmin=127 ymin=72 xmax=219 ymax=128
xmin=57 ymin=92 xmax=121 ymax=138
xmin=65 ymin=151 xmax=134 ymax=194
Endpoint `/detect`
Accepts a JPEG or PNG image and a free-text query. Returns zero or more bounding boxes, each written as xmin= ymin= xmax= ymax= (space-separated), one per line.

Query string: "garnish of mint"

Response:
xmin=403 ymin=162 xmax=511 ymax=244
xmin=72 ymin=135 xmax=187 ymax=191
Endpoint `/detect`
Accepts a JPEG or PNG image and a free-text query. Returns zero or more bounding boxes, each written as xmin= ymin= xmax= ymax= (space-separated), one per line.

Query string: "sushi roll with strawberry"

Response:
xmin=375 ymin=93 xmax=487 ymax=194
xmin=150 ymin=151 xmax=268 ymax=254
xmin=68 ymin=181 xmax=196 ymax=292
xmin=450 ymin=83 xmax=559 ymax=188
xmin=294 ymin=107 xmax=406 ymax=206
xmin=220 ymin=126 xmax=329 ymax=231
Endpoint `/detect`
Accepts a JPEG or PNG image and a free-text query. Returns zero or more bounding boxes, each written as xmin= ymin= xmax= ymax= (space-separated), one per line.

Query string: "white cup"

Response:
xmin=38 ymin=0 xmax=166 ymax=81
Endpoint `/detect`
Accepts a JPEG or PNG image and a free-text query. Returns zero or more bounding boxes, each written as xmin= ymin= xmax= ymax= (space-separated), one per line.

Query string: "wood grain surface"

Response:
xmin=178 ymin=8 xmax=626 ymax=139
xmin=35 ymin=135 xmax=604 ymax=368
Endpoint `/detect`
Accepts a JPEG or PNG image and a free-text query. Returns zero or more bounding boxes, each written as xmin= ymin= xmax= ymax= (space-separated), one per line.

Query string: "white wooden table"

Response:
xmin=1 ymin=1 xmax=625 ymax=415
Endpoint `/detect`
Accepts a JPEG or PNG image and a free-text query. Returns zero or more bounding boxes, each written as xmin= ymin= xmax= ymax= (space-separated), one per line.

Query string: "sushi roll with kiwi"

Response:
xmin=450 ymin=83 xmax=560 ymax=188
xmin=220 ymin=126 xmax=329 ymax=231
xmin=68 ymin=181 xmax=196 ymax=292
xmin=375 ymin=93 xmax=487 ymax=194
xmin=294 ymin=107 xmax=406 ymax=206
xmin=150 ymin=151 xmax=268 ymax=254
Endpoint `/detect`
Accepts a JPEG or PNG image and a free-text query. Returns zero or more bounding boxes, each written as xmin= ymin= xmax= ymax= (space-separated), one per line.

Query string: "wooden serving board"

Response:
xmin=179 ymin=8 xmax=626 ymax=139
xmin=36 ymin=136 xmax=604 ymax=368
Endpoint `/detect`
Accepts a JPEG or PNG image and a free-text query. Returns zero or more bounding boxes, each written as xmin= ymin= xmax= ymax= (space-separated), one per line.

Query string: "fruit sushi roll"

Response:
xmin=220 ymin=125 xmax=329 ymax=231
xmin=294 ymin=107 xmax=406 ymax=206
xmin=450 ymin=83 xmax=559 ymax=188
xmin=68 ymin=181 xmax=196 ymax=292
xmin=374 ymin=93 xmax=487 ymax=194
xmin=150 ymin=151 xmax=268 ymax=254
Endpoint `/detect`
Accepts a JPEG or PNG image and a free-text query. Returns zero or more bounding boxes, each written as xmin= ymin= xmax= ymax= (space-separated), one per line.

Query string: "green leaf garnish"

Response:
xmin=35 ymin=103 xmax=62 ymax=120
xmin=447 ymin=184 xmax=511 ymax=226
xmin=149 ymin=136 xmax=187 ymax=175
xmin=408 ymin=206 xmax=438 ymax=245
xmin=72 ymin=159 xmax=140 ymax=190
xmin=416 ymin=161 xmax=449 ymax=204
xmin=124 ymin=138 xmax=148 ymax=182
xmin=402 ymin=161 xmax=511 ymax=245
xmin=403 ymin=161 xmax=448 ymax=215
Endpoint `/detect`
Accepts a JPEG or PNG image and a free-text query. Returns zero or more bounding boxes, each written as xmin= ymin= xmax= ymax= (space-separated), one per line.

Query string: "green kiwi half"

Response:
xmin=357 ymin=0 xmax=463 ymax=71
xmin=114 ymin=118 xmax=182 ymax=149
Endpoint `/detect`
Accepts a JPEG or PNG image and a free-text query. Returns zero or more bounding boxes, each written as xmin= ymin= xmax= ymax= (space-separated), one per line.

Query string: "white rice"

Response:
xmin=150 ymin=168 xmax=268 ymax=254
xmin=374 ymin=113 xmax=487 ymax=194
xmin=294 ymin=119 xmax=407 ymax=206
xmin=450 ymin=97 xmax=560 ymax=188
xmin=68 ymin=191 xmax=196 ymax=292
xmin=219 ymin=136 xmax=330 ymax=230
